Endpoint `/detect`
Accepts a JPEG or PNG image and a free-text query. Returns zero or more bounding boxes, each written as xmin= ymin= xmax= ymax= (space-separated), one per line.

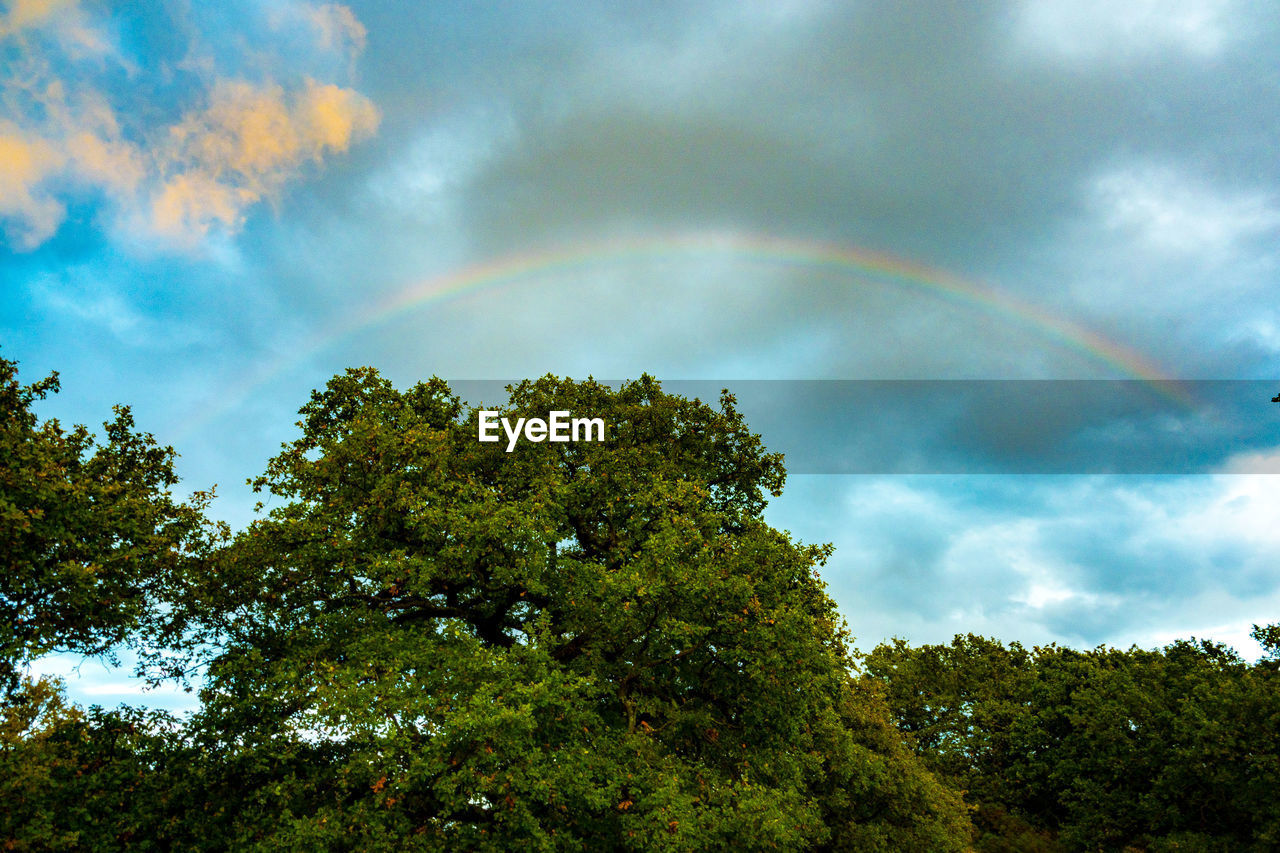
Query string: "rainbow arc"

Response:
xmin=176 ymin=231 xmax=1188 ymax=439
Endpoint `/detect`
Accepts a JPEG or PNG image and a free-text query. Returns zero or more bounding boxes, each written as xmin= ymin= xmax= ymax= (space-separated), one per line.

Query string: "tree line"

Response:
xmin=2 ymin=354 xmax=1276 ymax=851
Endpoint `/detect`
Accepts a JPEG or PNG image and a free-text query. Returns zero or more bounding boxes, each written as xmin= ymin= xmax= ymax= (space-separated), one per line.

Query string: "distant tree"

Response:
xmin=867 ymin=634 xmax=1280 ymax=852
xmin=0 ymin=675 xmax=199 ymax=850
xmin=0 ymin=355 xmax=219 ymax=693
xmin=168 ymin=369 xmax=971 ymax=850
xmin=1254 ymin=622 xmax=1280 ymax=662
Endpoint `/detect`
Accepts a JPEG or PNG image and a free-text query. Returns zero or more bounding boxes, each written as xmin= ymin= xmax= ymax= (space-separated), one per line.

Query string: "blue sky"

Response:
xmin=4 ymin=0 xmax=1280 ymax=710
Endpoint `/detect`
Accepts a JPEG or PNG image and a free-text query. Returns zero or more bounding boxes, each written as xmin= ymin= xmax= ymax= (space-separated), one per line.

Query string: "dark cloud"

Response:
xmin=272 ymin=0 xmax=1280 ymax=385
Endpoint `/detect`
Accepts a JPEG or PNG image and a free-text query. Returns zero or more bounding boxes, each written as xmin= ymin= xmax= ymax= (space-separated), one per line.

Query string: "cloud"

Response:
xmin=28 ymin=651 xmax=200 ymax=712
xmin=0 ymin=0 xmax=98 ymax=47
xmin=1022 ymin=157 xmax=1280 ymax=376
xmin=0 ymin=0 xmax=105 ymax=57
xmin=1091 ymin=164 xmax=1280 ymax=257
xmin=1012 ymin=0 xmax=1237 ymax=62
xmin=0 ymin=126 xmax=65 ymax=247
xmin=66 ymin=130 xmax=146 ymax=193
xmin=776 ymin=472 xmax=1280 ymax=652
xmin=303 ymin=3 xmax=366 ymax=54
xmin=1219 ymin=447 xmax=1280 ymax=474
xmin=0 ymin=1 xmax=379 ymax=250
xmin=151 ymin=78 xmax=378 ymax=240
xmin=0 ymin=0 xmax=73 ymax=35
xmin=242 ymin=0 xmax=1276 ymax=391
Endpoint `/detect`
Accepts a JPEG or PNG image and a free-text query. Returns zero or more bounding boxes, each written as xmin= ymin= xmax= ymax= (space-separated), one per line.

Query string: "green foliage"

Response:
xmin=0 ymin=354 xmax=220 ymax=692
xmin=171 ymin=369 xmax=970 ymax=850
xmin=1254 ymin=622 xmax=1280 ymax=662
xmin=0 ymin=676 xmax=199 ymax=851
xmin=867 ymin=633 xmax=1280 ymax=852
xmin=17 ymin=360 xmax=1280 ymax=850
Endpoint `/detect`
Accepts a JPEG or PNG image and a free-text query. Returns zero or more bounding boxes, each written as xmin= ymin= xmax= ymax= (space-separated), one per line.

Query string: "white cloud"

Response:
xmin=28 ymin=652 xmax=201 ymax=712
xmin=31 ymin=275 xmax=143 ymax=340
xmin=150 ymin=78 xmax=379 ymax=242
xmin=0 ymin=1 xmax=379 ymax=251
xmin=780 ymin=472 xmax=1280 ymax=653
xmin=368 ymin=107 xmax=515 ymax=222
xmin=946 ymin=518 xmax=1102 ymax=610
xmin=0 ymin=126 xmax=65 ymax=247
xmin=28 ymin=268 xmax=215 ymax=349
xmin=1013 ymin=0 xmax=1237 ymax=63
xmin=79 ymin=682 xmax=154 ymax=696
xmin=1091 ymin=164 xmax=1280 ymax=258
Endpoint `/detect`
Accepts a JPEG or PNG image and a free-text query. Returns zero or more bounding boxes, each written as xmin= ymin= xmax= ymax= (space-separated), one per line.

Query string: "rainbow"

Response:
xmin=176 ymin=231 xmax=1189 ymax=440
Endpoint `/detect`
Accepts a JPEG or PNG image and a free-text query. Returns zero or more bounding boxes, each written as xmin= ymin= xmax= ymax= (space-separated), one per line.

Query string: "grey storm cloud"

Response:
xmin=263 ymin=0 xmax=1280 ymax=383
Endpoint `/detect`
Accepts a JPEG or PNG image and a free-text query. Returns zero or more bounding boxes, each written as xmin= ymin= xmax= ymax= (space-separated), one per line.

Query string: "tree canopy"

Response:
xmin=7 ymin=358 xmax=1280 ymax=850
xmin=175 ymin=369 xmax=968 ymax=849
xmin=0 ymin=355 xmax=217 ymax=695
xmin=1 ymin=363 xmax=969 ymax=850
xmin=866 ymin=632 xmax=1280 ymax=852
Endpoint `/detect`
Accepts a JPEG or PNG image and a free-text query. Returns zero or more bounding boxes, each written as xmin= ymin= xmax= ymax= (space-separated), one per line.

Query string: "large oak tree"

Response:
xmin=173 ymin=369 xmax=969 ymax=850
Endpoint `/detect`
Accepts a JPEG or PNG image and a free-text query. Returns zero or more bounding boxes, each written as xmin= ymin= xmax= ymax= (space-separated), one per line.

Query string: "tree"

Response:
xmin=0 ymin=675 xmax=198 ymax=851
xmin=0 ymin=354 xmax=219 ymax=693
xmin=867 ymin=634 xmax=1280 ymax=852
xmin=1254 ymin=622 xmax=1280 ymax=663
xmin=171 ymin=369 xmax=970 ymax=850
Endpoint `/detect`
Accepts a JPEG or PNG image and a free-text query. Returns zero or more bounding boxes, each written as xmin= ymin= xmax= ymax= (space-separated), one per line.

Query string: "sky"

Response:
xmin=4 ymin=0 xmax=1280 ymax=710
